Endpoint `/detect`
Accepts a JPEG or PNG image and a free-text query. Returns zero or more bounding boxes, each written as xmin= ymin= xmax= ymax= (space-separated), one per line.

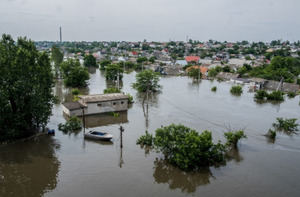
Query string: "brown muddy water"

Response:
xmin=1 ymin=68 xmax=300 ymax=197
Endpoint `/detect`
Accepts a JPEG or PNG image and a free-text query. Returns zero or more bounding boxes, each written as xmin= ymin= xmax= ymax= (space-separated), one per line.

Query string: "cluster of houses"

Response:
xmin=36 ymin=40 xmax=300 ymax=92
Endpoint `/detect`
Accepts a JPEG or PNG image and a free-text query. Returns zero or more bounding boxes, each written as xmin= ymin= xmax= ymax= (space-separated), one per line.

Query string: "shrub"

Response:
xmin=224 ymin=130 xmax=247 ymax=147
xmin=136 ymin=131 xmax=153 ymax=146
xmin=188 ymin=68 xmax=202 ymax=80
xmin=99 ymin=60 xmax=112 ymax=70
xmin=230 ymin=86 xmax=243 ymax=95
xmin=108 ymin=112 xmax=120 ymax=117
xmin=272 ymin=118 xmax=299 ymax=134
xmin=266 ymin=129 xmax=276 ymax=140
xmin=297 ymin=78 xmax=300 ymax=85
xmin=287 ymin=91 xmax=296 ymax=98
xmin=153 ymin=124 xmax=226 ymax=170
xmin=266 ymin=91 xmax=284 ymax=101
xmin=103 ymin=87 xmax=121 ymax=94
xmin=126 ymin=93 xmax=134 ymax=104
xmin=84 ymin=54 xmax=97 ymax=67
xmin=208 ymin=66 xmax=222 ymax=77
xmin=58 ymin=116 xmax=82 ymax=132
xmin=254 ymin=90 xmax=268 ymax=100
xmin=211 ymin=86 xmax=217 ymax=92
xmin=72 ymin=88 xmax=80 ymax=95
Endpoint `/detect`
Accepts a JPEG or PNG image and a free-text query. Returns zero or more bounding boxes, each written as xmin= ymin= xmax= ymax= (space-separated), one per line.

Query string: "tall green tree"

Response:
xmin=61 ymin=59 xmax=90 ymax=87
xmin=0 ymin=34 xmax=55 ymax=141
xmin=51 ymin=45 xmax=64 ymax=77
xmin=84 ymin=54 xmax=97 ymax=67
xmin=132 ymin=70 xmax=161 ymax=93
xmin=99 ymin=59 xmax=112 ymax=70
xmin=105 ymin=64 xmax=123 ymax=81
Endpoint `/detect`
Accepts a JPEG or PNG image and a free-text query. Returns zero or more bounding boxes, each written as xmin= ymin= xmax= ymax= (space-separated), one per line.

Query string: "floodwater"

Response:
xmin=1 ymin=68 xmax=300 ymax=197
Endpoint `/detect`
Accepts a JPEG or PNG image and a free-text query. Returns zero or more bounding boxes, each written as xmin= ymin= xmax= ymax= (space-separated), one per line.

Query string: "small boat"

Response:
xmin=84 ymin=130 xmax=113 ymax=141
xmin=47 ymin=128 xmax=55 ymax=135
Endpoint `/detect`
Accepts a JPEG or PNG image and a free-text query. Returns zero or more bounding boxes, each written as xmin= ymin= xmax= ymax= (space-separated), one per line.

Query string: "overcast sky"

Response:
xmin=0 ymin=0 xmax=299 ymax=42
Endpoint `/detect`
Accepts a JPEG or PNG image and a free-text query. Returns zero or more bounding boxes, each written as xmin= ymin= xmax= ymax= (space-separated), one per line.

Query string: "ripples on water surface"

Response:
xmin=1 ymin=69 xmax=300 ymax=197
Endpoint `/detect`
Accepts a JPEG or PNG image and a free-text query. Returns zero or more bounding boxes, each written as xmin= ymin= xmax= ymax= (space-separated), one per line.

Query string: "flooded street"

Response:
xmin=1 ymin=69 xmax=300 ymax=197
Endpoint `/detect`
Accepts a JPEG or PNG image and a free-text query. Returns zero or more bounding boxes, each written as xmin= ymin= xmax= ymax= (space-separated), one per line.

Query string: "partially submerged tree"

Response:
xmin=266 ymin=91 xmax=284 ymax=101
xmin=211 ymin=86 xmax=217 ymax=92
xmin=61 ymin=59 xmax=90 ymax=87
xmin=58 ymin=116 xmax=82 ymax=134
xmin=153 ymin=124 xmax=226 ymax=170
xmin=230 ymin=85 xmax=243 ymax=95
xmin=254 ymin=90 xmax=268 ymax=100
xmin=136 ymin=131 xmax=153 ymax=146
xmin=105 ymin=64 xmax=123 ymax=81
xmin=272 ymin=118 xmax=299 ymax=135
xmin=132 ymin=70 xmax=161 ymax=93
xmin=84 ymin=54 xmax=97 ymax=67
xmin=0 ymin=34 xmax=55 ymax=141
xmin=266 ymin=117 xmax=298 ymax=141
xmin=188 ymin=67 xmax=202 ymax=80
xmin=103 ymin=87 xmax=121 ymax=94
xmin=99 ymin=59 xmax=112 ymax=70
xmin=224 ymin=130 xmax=247 ymax=148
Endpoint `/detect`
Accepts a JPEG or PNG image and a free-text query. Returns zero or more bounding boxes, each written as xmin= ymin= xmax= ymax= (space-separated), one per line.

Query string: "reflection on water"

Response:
xmin=136 ymin=92 xmax=159 ymax=130
xmin=225 ymin=148 xmax=244 ymax=163
xmin=0 ymin=136 xmax=60 ymax=197
xmin=153 ymin=159 xmax=213 ymax=193
xmin=151 ymin=148 xmax=243 ymax=193
xmin=87 ymin=67 xmax=96 ymax=74
xmin=2 ymin=70 xmax=300 ymax=197
xmin=81 ymin=111 xmax=128 ymax=128
xmin=106 ymin=79 xmax=123 ymax=90
xmin=83 ymin=138 xmax=114 ymax=146
xmin=54 ymin=80 xmax=90 ymax=103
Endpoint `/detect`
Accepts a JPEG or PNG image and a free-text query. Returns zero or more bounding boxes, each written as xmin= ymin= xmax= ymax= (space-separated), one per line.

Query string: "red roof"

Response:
xmin=185 ymin=56 xmax=200 ymax=63
xmin=131 ymin=51 xmax=138 ymax=55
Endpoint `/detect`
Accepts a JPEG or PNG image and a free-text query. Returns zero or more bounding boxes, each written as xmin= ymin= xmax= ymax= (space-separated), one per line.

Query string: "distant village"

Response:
xmin=35 ymin=39 xmax=300 ymax=92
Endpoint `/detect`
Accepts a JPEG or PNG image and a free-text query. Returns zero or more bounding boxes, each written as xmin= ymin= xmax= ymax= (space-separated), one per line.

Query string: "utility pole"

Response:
xmin=81 ymin=107 xmax=86 ymax=133
xmin=119 ymin=125 xmax=125 ymax=168
xmin=117 ymin=72 xmax=120 ymax=90
xmin=119 ymin=126 xmax=124 ymax=148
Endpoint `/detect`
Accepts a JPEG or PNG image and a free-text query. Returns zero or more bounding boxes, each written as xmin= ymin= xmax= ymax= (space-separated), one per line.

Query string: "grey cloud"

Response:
xmin=0 ymin=0 xmax=299 ymax=41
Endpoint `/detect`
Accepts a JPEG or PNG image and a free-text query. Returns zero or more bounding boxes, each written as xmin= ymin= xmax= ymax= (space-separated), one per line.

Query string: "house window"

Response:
xmin=113 ymin=102 xmax=116 ymax=105
xmin=97 ymin=103 xmax=102 ymax=107
xmin=121 ymin=101 xmax=124 ymax=104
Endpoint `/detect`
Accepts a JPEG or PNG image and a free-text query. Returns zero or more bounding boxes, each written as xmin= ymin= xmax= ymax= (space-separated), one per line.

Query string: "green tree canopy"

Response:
xmin=61 ymin=59 xmax=90 ymax=87
xmin=132 ymin=70 xmax=161 ymax=93
xmin=100 ymin=59 xmax=112 ymax=70
xmin=137 ymin=57 xmax=148 ymax=63
xmin=84 ymin=54 xmax=97 ymax=67
xmin=188 ymin=68 xmax=202 ymax=80
xmin=105 ymin=64 xmax=123 ymax=81
xmin=249 ymin=56 xmax=300 ymax=83
xmin=0 ymin=34 xmax=55 ymax=141
xmin=154 ymin=124 xmax=226 ymax=170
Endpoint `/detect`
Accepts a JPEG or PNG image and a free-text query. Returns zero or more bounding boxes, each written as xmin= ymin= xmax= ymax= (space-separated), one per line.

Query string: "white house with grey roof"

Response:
xmin=62 ymin=93 xmax=129 ymax=117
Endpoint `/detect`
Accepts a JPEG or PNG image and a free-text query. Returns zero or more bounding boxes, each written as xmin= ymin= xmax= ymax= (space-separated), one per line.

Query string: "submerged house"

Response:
xmin=62 ymin=93 xmax=129 ymax=117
